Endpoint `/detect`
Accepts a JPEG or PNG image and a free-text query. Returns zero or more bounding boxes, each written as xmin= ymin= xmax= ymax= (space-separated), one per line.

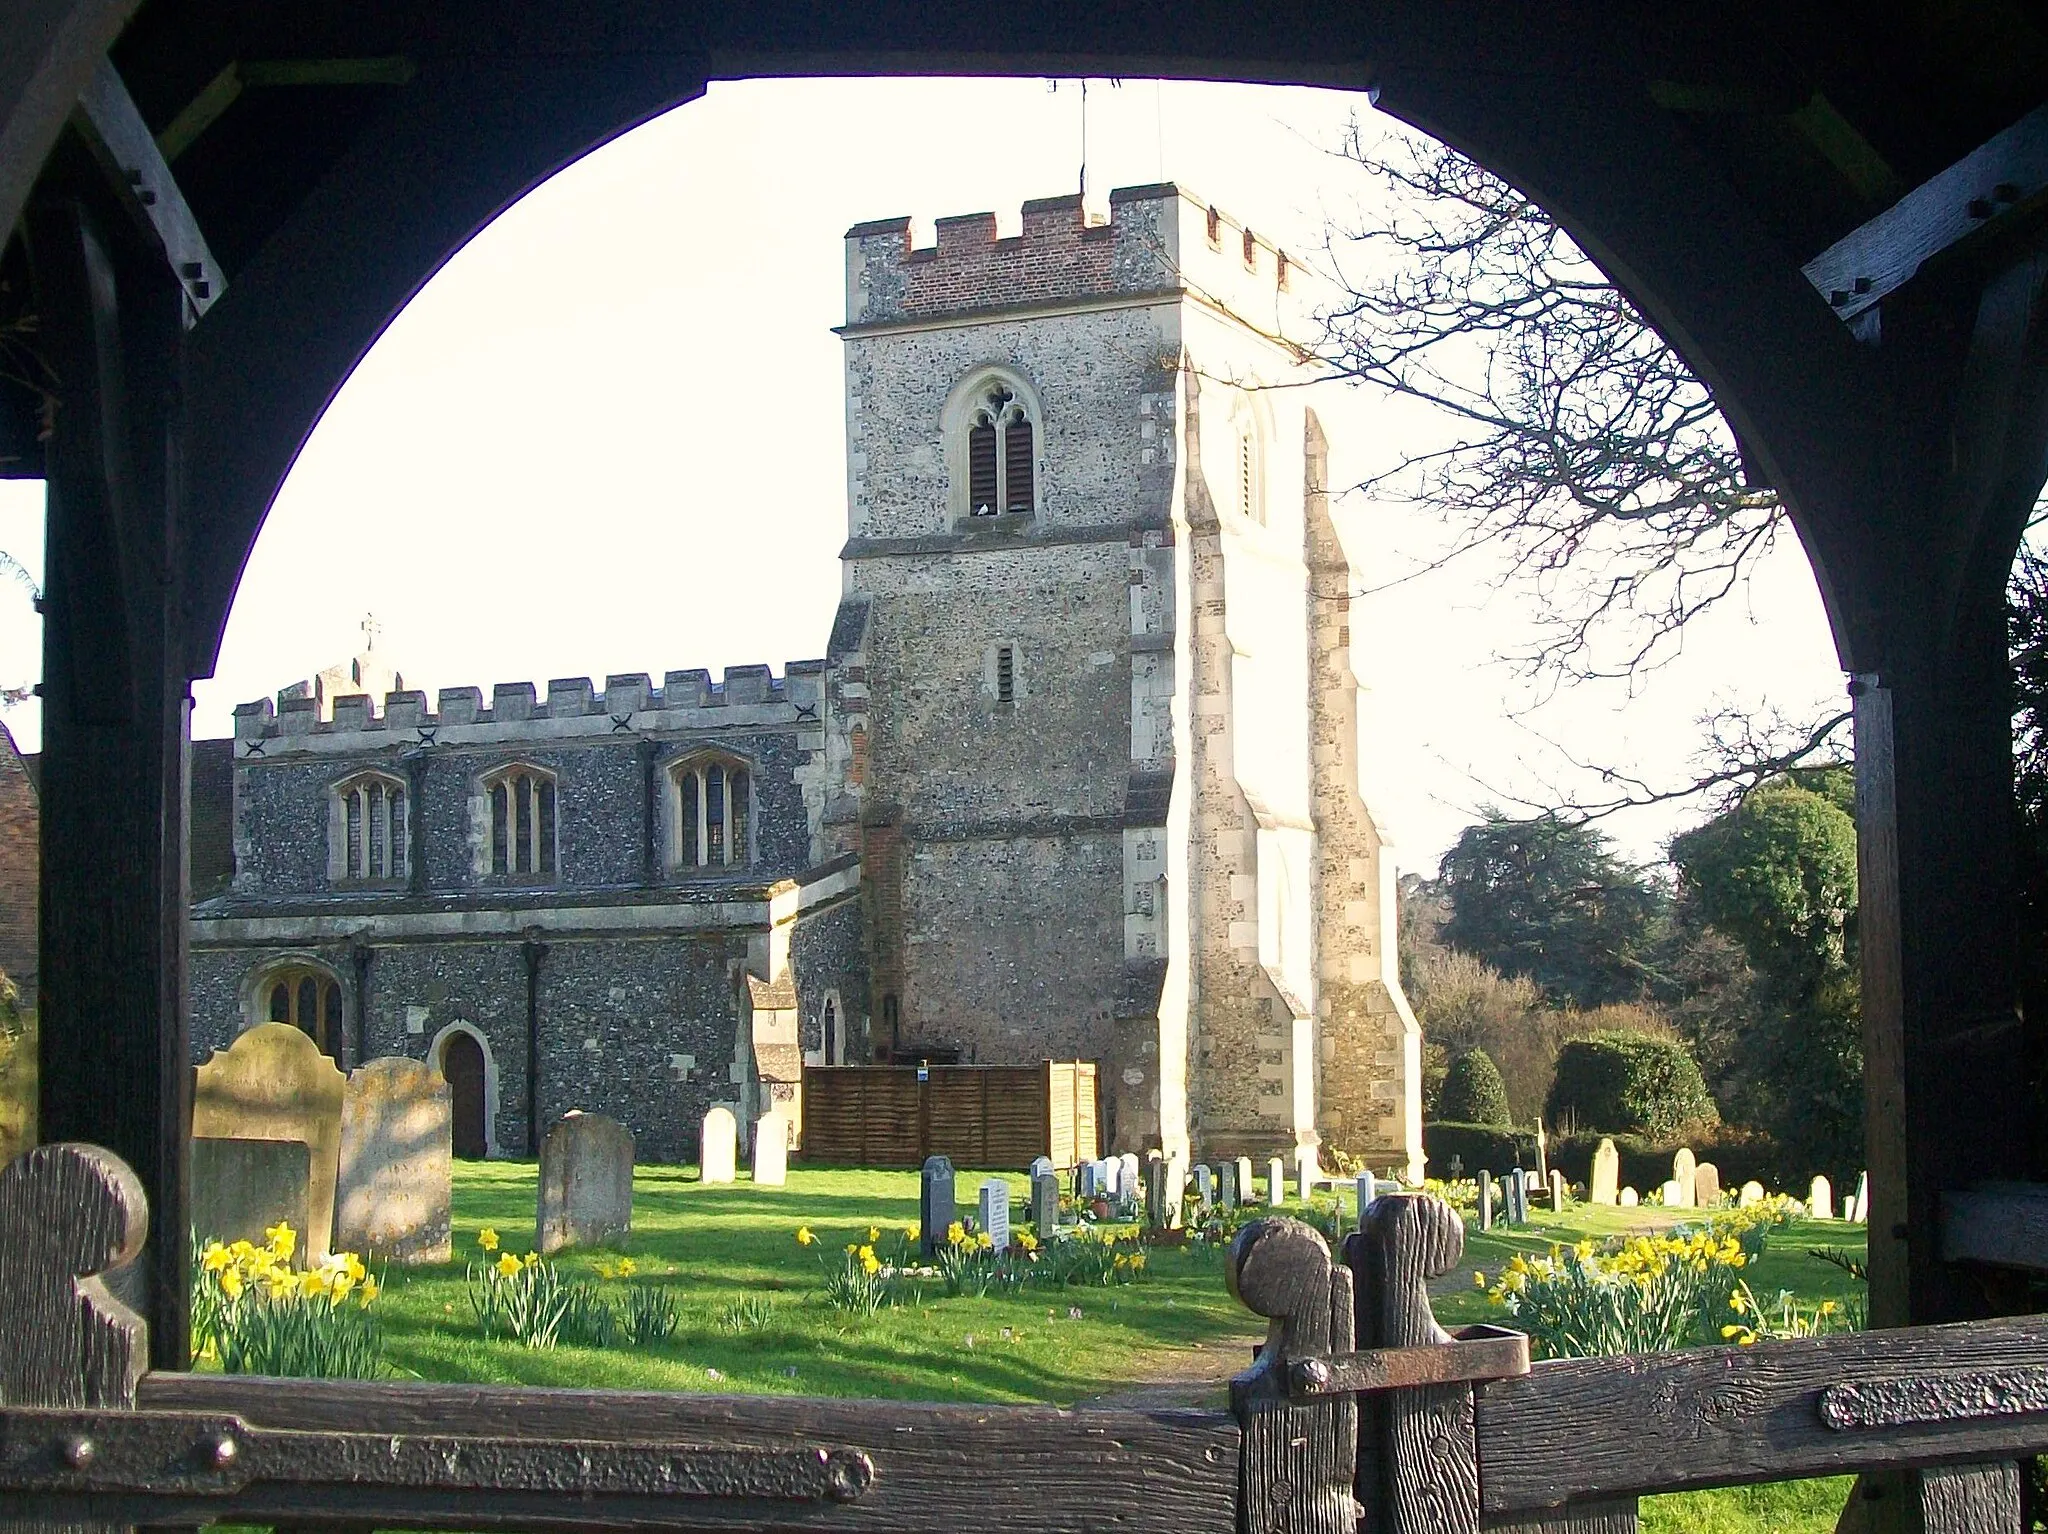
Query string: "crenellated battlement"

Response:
xmin=843 ymin=182 xmax=1305 ymax=331
xmin=234 ymin=660 xmax=827 ymax=743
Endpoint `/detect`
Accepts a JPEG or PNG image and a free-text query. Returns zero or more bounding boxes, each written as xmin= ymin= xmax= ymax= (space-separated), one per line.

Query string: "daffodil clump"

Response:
xmin=190 ymin=1223 xmax=385 ymax=1378
xmin=1485 ymin=1224 xmax=1759 ymax=1359
xmin=1719 ymin=1279 xmax=1858 ymax=1345
xmin=466 ymin=1229 xmax=679 ymax=1349
xmin=797 ymin=1223 xmax=920 ymax=1314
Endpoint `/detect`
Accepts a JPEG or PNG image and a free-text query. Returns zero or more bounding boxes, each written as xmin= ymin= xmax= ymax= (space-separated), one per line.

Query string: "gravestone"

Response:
xmin=1193 ymin=1163 xmax=1215 ymax=1212
xmin=978 ymin=1178 xmax=1011 ymax=1252
xmin=1851 ymin=1170 xmax=1869 ymax=1223
xmin=536 ymin=1112 xmax=634 ymax=1254
xmin=1266 ymin=1156 xmax=1286 ymax=1207
xmin=1693 ymin=1162 xmax=1723 ymax=1209
xmin=1218 ymin=1160 xmax=1239 ymax=1208
xmin=1144 ymin=1159 xmax=1169 ymax=1230
xmin=1078 ymin=1161 xmax=1100 ymax=1200
xmin=1118 ymin=1153 xmax=1142 ymax=1208
xmin=1234 ymin=1156 xmax=1255 ymax=1207
xmin=920 ymin=1156 xmax=956 ymax=1259
xmin=1477 ymin=1169 xmax=1494 ymax=1230
xmin=190 ymin=1137 xmax=310 ymax=1252
xmin=1100 ymin=1157 xmax=1121 ymax=1195
xmin=1620 ymin=1186 xmax=1639 ymax=1207
xmin=336 ymin=1057 xmax=451 ymax=1264
xmin=1032 ymin=1170 xmax=1059 ymax=1239
xmin=1355 ymin=1171 xmax=1377 ymax=1228
xmin=1510 ymin=1167 xmax=1531 ymax=1224
xmin=751 ymin=1110 xmax=790 ymax=1187
xmin=699 ymin=1106 xmax=737 ymax=1184
xmin=1739 ymin=1180 xmax=1765 ymax=1207
xmin=1549 ymin=1169 xmax=1567 ymax=1211
xmin=1028 ymin=1155 xmax=1054 ymax=1182
xmin=1671 ymin=1147 xmax=1697 ymax=1208
xmin=1659 ymin=1178 xmax=1684 ymax=1207
xmin=1590 ymin=1138 xmax=1620 ymax=1206
xmin=1294 ymin=1145 xmax=1319 ymax=1203
xmin=1809 ymin=1174 xmax=1834 ymax=1220
xmin=1446 ymin=1154 xmax=1465 ymax=1180
xmin=1164 ymin=1157 xmax=1186 ymax=1229
xmin=192 ymin=1022 xmax=348 ymax=1260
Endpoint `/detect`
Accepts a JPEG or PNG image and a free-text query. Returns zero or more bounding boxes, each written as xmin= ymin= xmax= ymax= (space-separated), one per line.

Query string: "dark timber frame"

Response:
xmin=7 ymin=4 xmax=2048 ymax=1531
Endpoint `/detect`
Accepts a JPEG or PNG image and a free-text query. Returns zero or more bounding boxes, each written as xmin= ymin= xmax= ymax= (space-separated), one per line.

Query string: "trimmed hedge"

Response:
xmin=1422 ymin=1122 xmax=1806 ymax=1194
xmin=1545 ymin=1032 xmax=1718 ymax=1138
xmin=1438 ymin=1049 xmax=1512 ymax=1126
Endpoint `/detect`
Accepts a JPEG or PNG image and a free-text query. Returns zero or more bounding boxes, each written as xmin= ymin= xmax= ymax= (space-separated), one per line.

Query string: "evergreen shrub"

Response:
xmin=1546 ymin=1032 xmax=1718 ymax=1138
xmin=1437 ymin=1048 xmax=1512 ymax=1126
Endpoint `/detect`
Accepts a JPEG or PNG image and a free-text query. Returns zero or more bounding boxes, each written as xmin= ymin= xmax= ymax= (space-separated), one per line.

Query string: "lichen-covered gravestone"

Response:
xmin=1693 ymin=1161 xmax=1723 ymax=1209
xmin=752 ymin=1109 xmax=789 ymax=1187
xmin=191 ymin=1022 xmax=346 ymax=1260
xmin=536 ymin=1112 xmax=634 ymax=1254
xmin=920 ymin=1155 xmax=955 ymax=1259
xmin=336 ymin=1057 xmax=451 ymax=1264
xmin=190 ymin=1137 xmax=310 ymax=1250
xmin=699 ymin=1106 xmax=737 ymax=1184
xmin=1809 ymin=1174 xmax=1834 ymax=1220
xmin=1590 ymin=1138 xmax=1620 ymax=1206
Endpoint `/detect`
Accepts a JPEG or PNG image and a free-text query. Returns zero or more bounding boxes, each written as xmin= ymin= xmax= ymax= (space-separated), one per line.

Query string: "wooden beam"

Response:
xmin=1472 ymin=1315 xmax=2048 ymax=1515
xmin=156 ymin=57 xmax=416 ymax=162
xmin=1803 ymin=104 xmax=2048 ymax=322
xmin=1941 ymin=1182 xmax=2048 ymax=1271
xmin=73 ymin=56 xmax=221 ymax=319
xmin=0 ymin=0 xmax=138 ymax=259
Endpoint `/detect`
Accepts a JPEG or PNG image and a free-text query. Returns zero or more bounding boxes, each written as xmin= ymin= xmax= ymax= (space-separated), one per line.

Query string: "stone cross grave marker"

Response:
xmin=1739 ymin=1180 xmax=1765 ymax=1207
xmin=1590 ymin=1138 xmax=1620 ymax=1205
xmin=1659 ymin=1178 xmax=1685 ymax=1207
xmin=979 ymin=1178 xmax=1011 ymax=1252
xmin=1193 ymin=1163 xmax=1214 ymax=1212
xmin=700 ymin=1106 xmax=737 ymax=1184
xmin=1218 ymin=1160 xmax=1239 ymax=1208
xmin=1693 ymin=1161 xmax=1722 ymax=1209
xmin=1671 ymin=1147 xmax=1698 ymax=1208
xmin=190 ymin=1138 xmax=310 ymax=1252
xmin=336 ymin=1057 xmax=451 ymax=1264
xmin=920 ymin=1156 xmax=956 ymax=1259
xmin=1477 ymin=1169 xmax=1494 ymax=1230
xmin=1032 ymin=1170 xmax=1059 ymax=1239
xmin=1809 ymin=1174 xmax=1834 ymax=1220
xmin=1620 ymin=1186 xmax=1639 ymax=1206
xmin=1355 ymin=1171 xmax=1377 ymax=1230
xmin=537 ymin=1112 xmax=634 ymax=1254
xmin=751 ymin=1110 xmax=789 ymax=1187
xmin=1446 ymin=1154 xmax=1465 ymax=1179
xmin=1266 ymin=1156 xmax=1286 ymax=1207
xmin=192 ymin=1022 xmax=347 ymax=1260
xmin=1234 ymin=1156 xmax=1254 ymax=1207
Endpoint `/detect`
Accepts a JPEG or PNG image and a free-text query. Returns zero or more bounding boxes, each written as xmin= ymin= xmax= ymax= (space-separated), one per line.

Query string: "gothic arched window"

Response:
xmin=483 ymin=763 xmax=558 ymax=878
xmin=330 ymin=770 xmax=407 ymax=884
xmin=671 ymin=755 xmax=753 ymax=870
xmin=259 ymin=961 xmax=344 ymax=1059
xmin=946 ymin=368 xmax=1044 ymax=522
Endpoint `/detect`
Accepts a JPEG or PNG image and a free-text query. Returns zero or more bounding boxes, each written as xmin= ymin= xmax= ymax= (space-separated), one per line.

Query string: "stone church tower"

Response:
xmin=824 ymin=184 xmax=1421 ymax=1178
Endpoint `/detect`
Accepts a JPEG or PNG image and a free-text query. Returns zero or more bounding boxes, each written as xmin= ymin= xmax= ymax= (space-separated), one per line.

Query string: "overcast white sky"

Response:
xmin=0 ymin=77 xmax=1844 ymax=870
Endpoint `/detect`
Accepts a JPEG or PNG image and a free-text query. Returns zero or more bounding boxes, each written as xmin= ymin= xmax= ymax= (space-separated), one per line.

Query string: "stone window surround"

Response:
xmin=326 ymin=767 xmax=408 ymax=887
xmin=940 ymin=363 xmax=1046 ymax=525
xmin=237 ymin=950 xmax=344 ymax=1037
xmin=1228 ymin=389 xmax=1267 ymax=528
xmin=664 ymin=749 xmax=758 ymax=873
xmin=428 ymin=1019 xmax=502 ymax=1159
xmin=472 ymin=760 xmax=560 ymax=884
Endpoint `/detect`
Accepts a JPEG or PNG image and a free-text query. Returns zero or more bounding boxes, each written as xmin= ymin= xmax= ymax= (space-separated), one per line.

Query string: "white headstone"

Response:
xmin=1809 ymin=1175 xmax=1834 ymax=1221
xmin=1294 ymin=1144 xmax=1319 ymax=1203
xmin=1738 ymin=1180 xmax=1765 ymax=1207
xmin=979 ymin=1178 xmax=1011 ymax=1252
xmin=699 ymin=1106 xmax=737 ymax=1184
xmin=1851 ymin=1171 xmax=1869 ymax=1223
xmin=1267 ymin=1156 xmax=1287 ymax=1207
xmin=1659 ymin=1178 xmax=1684 ymax=1207
xmin=1118 ymin=1152 xmax=1142 ymax=1203
xmin=1670 ymin=1148 xmax=1697 ymax=1208
xmin=1619 ymin=1186 xmax=1639 ymax=1207
xmin=1235 ymin=1156 xmax=1255 ymax=1206
xmin=751 ymin=1110 xmax=789 ymax=1187
xmin=1590 ymin=1138 xmax=1620 ymax=1206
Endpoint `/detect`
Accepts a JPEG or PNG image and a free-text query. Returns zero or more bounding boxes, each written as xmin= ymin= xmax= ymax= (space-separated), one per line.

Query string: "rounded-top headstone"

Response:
xmin=537 ymin=1112 xmax=634 ymax=1254
xmin=1809 ymin=1174 xmax=1834 ymax=1220
xmin=1692 ymin=1161 xmax=1722 ymax=1208
xmin=192 ymin=1022 xmax=348 ymax=1261
xmin=337 ymin=1056 xmax=452 ymax=1264
xmin=700 ymin=1106 xmax=738 ymax=1184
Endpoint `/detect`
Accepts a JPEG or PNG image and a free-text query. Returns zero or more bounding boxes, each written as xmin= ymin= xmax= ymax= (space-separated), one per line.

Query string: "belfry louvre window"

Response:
xmin=1238 ymin=428 xmax=1263 ymax=525
xmin=967 ymin=384 xmax=1034 ymax=516
xmin=332 ymin=772 xmax=406 ymax=883
xmin=485 ymin=764 xmax=557 ymax=877
xmin=674 ymin=758 xmax=752 ymax=869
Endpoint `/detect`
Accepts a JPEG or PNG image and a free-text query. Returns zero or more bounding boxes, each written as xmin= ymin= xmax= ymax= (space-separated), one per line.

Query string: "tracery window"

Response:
xmin=965 ymin=383 xmax=1035 ymax=517
xmin=331 ymin=770 xmax=407 ymax=883
xmin=672 ymin=756 xmax=752 ymax=870
xmin=484 ymin=764 xmax=557 ymax=878
xmin=262 ymin=962 xmax=344 ymax=1059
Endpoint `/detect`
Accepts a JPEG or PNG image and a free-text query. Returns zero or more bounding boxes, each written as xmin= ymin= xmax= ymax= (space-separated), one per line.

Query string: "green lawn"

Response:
xmin=339 ymin=1165 xmax=1865 ymax=1533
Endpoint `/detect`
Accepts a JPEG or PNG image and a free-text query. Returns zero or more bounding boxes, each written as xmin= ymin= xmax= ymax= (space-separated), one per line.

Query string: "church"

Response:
xmin=183 ymin=183 xmax=1424 ymax=1176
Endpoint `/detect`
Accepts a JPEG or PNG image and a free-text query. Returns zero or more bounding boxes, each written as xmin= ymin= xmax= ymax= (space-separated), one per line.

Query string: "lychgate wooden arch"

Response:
xmin=5 ymin=4 xmax=2048 ymax=1531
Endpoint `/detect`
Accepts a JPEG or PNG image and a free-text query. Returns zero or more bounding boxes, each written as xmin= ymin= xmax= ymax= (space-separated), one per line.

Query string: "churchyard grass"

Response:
xmin=346 ymin=1163 xmax=1863 ymax=1532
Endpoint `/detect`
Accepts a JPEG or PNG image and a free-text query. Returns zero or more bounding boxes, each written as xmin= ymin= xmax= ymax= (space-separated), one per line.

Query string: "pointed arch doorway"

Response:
xmin=430 ymin=1023 xmax=499 ymax=1160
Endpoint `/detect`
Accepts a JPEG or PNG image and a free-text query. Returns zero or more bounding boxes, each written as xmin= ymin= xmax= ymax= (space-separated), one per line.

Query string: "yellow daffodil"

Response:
xmin=861 ymin=1253 xmax=881 ymax=1276
xmin=976 ymin=1231 xmax=994 ymax=1251
xmin=495 ymin=1252 xmax=522 ymax=1279
xmin=617 ymin=1257 xmax=637 ymax=1277
xmin=477 ymin=1227 xmax=500 ymax=1252
xmin=360 ymin=1274 xmax=380 ymax=1304
xmin=219 ymin=1267 xmax=244 ymax=1300
xmin=203 ymin=1243 xmax=232 ymax=1273
xmin=796 ymin=1226 xmax=816 ymax=1246
xmin=867 ymin=1226 xmax=880 ymax=1244
xmin=947 ymin=1221 xmax=966 ymax=1246
xmin=265 ymin=1222 xmax=296 ymax=1261
xmin=903 ymin=1224 xmax=919 ymax=1241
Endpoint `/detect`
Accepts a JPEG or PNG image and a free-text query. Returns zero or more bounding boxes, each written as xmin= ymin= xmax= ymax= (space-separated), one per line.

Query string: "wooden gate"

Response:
xmin=3 ymin=1142 xmax=2045 ymax=1534
xmin=801 ymin=1062 xmax=1098 ymax=1167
